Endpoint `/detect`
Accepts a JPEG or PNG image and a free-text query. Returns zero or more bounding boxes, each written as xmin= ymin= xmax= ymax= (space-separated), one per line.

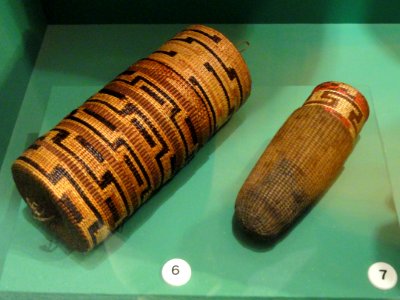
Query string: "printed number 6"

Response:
xmin=172 ymin=265 xmax=180 ymax=275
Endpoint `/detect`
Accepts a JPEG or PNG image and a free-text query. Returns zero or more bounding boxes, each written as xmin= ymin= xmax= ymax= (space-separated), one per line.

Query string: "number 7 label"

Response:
xmin=368 ymin=262 xmax=397 ymax=290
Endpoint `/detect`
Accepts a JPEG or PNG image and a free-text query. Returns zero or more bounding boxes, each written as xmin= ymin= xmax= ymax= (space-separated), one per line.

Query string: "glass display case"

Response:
xmin=1 ymin=1 xmax=400 ymax=299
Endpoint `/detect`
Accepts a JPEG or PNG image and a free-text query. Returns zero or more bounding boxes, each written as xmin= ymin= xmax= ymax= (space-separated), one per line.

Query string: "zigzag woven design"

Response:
xmin=12 ymin=25 xmax=251 ymax=251
xmin=235 ymin=82 xmax=368 ymax=239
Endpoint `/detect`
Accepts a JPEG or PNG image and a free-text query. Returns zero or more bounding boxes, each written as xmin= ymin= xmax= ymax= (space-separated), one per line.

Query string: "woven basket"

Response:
xmin=235 ymin=82 xmax=368 ymax=239
xmin=12 ymin=25 xmax=251 ymax=251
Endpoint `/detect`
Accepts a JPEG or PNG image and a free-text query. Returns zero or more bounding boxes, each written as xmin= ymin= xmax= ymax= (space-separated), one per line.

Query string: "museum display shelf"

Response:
xmin=1 ymin=2 xmax=400 ymax=299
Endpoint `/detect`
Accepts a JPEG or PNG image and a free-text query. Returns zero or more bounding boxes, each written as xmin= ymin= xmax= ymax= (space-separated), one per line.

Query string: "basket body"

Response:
xmin=12 ymin=25 xmax=251 ymax=251
xmin=235 ymin=82 xmax=368 ymax=239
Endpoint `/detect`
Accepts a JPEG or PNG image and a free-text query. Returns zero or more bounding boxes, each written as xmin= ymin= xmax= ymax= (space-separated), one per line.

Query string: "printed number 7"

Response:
xmin=379 ymin=269 xmax=387 ymax=280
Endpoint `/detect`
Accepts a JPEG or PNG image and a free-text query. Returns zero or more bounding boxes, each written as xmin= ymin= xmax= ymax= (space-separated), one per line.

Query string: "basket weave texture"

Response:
xmin=12 ymin=25 xmax=251 ymax=251
xmin=235 ymin=81 xmax=368 ymax=239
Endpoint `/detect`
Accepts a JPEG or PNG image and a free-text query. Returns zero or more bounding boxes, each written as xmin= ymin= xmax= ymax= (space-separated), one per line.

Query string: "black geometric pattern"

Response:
xmin=12 ymin=25 xmax=252 ymax=251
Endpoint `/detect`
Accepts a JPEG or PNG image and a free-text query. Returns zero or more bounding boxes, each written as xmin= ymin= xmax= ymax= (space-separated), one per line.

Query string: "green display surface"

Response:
xmin=1 ymin=24 xmax=400 ymax=299
xmin=0 ymin=0 xmax=45 ymax=166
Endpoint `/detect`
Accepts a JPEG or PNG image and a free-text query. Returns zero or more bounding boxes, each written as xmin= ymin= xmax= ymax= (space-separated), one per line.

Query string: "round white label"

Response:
xmin=161 ymin=258 xmax=192 ymax=286
xmin=368 ymin=262 xmax=397 ymax=290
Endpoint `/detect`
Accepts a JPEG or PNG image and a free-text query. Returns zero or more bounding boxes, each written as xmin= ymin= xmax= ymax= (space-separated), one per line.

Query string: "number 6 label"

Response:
xmin=368 ymin=262 xmax=397 ymax=290
xmin=162 ymin=258 xmax=192 ymax=286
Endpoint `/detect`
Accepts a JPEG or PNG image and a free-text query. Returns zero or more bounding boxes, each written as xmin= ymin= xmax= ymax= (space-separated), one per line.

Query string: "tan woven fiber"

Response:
xmin=12 ymin=25 xmax=251 ymax=251
xmin=235 ymin=82 xmax=368 ymax=239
